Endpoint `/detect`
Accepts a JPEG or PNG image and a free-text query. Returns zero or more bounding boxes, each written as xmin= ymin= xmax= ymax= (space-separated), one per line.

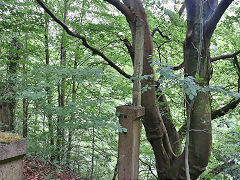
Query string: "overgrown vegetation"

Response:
xmin=0 ymin=0 xmax=239 ymax=179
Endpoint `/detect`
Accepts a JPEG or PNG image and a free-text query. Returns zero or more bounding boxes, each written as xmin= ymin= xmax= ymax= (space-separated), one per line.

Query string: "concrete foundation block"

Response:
xmin=0 ymin=133 xmax=26 ymax=180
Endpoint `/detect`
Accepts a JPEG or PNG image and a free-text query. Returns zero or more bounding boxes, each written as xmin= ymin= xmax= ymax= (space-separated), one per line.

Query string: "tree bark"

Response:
xmin=157 ymin=92 xmax=181 ymax=155
xmin=174 ymin=0 xmax=232 ymax=178
xmin=176 ymin=0 xmax=214 ymax=178
xmin=0 ymin=38 xmax=21 ymax=132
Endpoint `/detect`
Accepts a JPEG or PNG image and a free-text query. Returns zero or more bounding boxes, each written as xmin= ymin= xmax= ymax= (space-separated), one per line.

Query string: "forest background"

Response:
xmin=0 ymin=0 xmax=240 ymax=179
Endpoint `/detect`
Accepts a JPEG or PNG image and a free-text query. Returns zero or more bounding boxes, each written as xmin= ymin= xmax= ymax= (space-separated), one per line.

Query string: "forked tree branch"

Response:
xmin=211 ymin=50 xmax=240 ymax=62
xmin=36 ymin=0 xmax=131 ymax=79
xmin=152 ymin=27 xmax=170 ymax=40
xmin=233 ymin=56 xmax=240 ymax=76
xmin=206 ymin=0 xmax=234 ymax=38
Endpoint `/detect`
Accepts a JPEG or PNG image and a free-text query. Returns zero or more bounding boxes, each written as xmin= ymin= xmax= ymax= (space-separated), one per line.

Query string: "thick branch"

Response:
xmin=151 ymin=27 xmax=170 ymax=40
xmin=156 ymin=83 xmax=181 ymax=155
xmin=206 ymin=0 xmax=234 ymax=38
xmin=36 ymin=0 xmax=131 ymax=79
xmin=211 ymin=50 xmax=240 ymax=62
xmin=103 ymin=0 xmax=133 ymax=21
xmin=212 ymin=98 xmax=240 ymax=119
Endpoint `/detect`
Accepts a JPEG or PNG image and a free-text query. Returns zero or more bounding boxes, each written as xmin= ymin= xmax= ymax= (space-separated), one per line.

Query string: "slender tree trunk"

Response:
xmin=44 ymin=2 xmax=55 ymax=160
xmin=66 ymin=50 xmax=78 ymax=165
xmin=22 ymin=97 xmax=28 ymax=137
xmin=66 ymin=130 xmax=72 ymax=165
xmin=7 ymin=40 xmax=18 ymax=132
xmin=22 ymin=35 xmax=29 ymax=138
xmin=33 ymin=101 xmax=39 ymax=136
xmin=22 ymin=69 xmax=28 ymax=138
xmin=56 ymin=0 xmax=68 ymax=163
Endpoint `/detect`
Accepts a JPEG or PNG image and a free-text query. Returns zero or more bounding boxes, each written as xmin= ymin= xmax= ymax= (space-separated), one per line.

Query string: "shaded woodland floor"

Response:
xmin=23 ymin=157 xmax=85 ymax=180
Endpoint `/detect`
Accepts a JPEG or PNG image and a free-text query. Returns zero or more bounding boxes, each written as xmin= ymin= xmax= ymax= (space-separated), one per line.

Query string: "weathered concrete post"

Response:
xmin=117 ymin=106 xmax=144 ymax=179
xmin=117 ymin=18 xmax=145 ymax=180
xmin=0 ymin=133 xmax=26 ymax=180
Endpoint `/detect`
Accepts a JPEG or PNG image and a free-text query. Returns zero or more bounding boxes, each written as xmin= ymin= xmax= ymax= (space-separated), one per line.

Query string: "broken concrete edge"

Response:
xmin=116 ymin=105 xmax=145 ymax=119
xmin=0 ymin=135 xmax=26 ymax=161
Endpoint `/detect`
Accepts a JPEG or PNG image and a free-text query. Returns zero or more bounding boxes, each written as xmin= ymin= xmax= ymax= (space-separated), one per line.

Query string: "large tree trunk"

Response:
xmin=122 ymin=0 xmax=232 ymax=179
xmin=0 ymin=38 xmax=21 ymax=132
xmin=178 ymin=17 xmax=212 ymax=180
xmin=0 ymin=103 xmax=11 ymax=131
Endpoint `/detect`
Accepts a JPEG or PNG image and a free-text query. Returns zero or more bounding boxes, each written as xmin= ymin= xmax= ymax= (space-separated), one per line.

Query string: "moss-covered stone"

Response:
xmin=0 ymin=132 xmax=23 ymax=144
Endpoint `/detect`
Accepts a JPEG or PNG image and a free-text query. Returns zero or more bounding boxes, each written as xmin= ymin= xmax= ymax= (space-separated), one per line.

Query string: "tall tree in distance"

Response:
xmin=22 ymin=35 xmax=29 ymax=138
xmin=56 ymin=0 xmax=68 ymax=163
xmin=44 ymin=0 xmax=55 ymax=160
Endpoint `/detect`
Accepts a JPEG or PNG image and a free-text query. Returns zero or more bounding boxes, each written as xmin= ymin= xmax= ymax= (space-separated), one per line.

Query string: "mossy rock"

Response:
xmin=0 ymin=132 xmax=23 ymax=144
